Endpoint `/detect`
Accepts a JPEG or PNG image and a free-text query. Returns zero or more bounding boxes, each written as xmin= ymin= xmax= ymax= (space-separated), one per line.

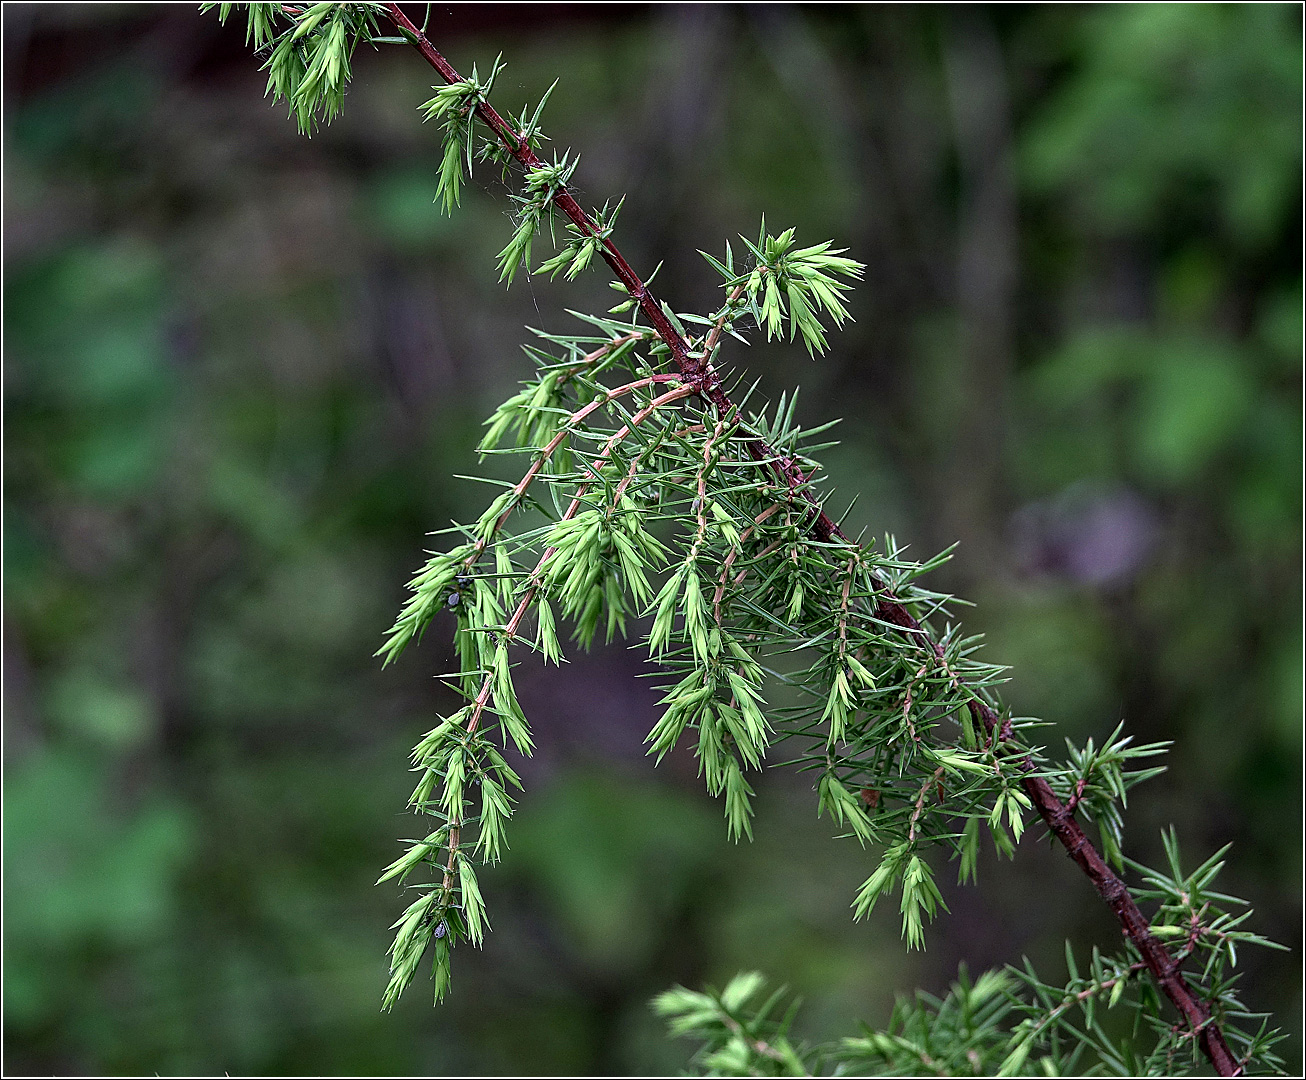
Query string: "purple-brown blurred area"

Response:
xmin=3 ymin=3 xmax=1301 ymax=1074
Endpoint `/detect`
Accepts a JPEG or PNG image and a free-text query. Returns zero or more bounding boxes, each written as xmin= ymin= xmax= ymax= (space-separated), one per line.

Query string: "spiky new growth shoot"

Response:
xmin=205 ymin=1 xmax=387 ymax=133
xmin=211 ymin=5 xmax=1282 ymax=1075
xmin=419 ymin=54 xmax=504 ymax=213
xmin=701 ymin=220 xmax=864 ymax=358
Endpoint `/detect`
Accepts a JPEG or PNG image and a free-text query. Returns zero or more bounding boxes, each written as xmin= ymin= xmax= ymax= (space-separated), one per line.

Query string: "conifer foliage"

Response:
xmin=209 ymin=4 xmax=1284 ymax=1074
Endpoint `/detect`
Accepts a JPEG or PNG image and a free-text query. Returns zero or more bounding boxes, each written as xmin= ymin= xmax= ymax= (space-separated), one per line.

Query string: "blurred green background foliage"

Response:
xmin=3 ymin=3 xmax=1300 ymax=1074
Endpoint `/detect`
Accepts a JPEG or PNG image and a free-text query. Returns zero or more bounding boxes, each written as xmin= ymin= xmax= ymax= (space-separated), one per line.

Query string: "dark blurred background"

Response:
xmin=3 ymin=3 xmax=1300 ymax=1075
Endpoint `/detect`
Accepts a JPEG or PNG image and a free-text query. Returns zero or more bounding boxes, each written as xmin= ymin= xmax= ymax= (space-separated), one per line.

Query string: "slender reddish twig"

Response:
xmin=379 ymin=7 xmax=1240 ymax=1073
xmin=439 ymin=381 xmax=694 ymax=895
xmin=491 ymin=373 xmax=677 ymax=529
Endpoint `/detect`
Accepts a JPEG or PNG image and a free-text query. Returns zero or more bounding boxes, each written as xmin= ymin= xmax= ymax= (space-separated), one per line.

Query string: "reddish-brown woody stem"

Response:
xmin=384 ymin=2 xmax=846 ymax=545
xmin=380 ymin=6 xmax=1240 ymax=1073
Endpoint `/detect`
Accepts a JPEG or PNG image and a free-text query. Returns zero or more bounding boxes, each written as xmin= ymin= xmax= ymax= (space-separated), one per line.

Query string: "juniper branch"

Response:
xmin=383 ymin=2 xmax=850 ymax=548
xmin=377 ymin=6 xmax=1244 ymax=1072
xmin=210 ymin=5 xmax=1274 ymax=1071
